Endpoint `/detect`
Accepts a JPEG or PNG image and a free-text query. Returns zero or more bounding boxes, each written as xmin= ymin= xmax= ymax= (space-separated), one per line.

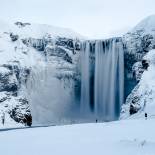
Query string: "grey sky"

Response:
xmin=0 ymin=0 xmax=155 ymax=38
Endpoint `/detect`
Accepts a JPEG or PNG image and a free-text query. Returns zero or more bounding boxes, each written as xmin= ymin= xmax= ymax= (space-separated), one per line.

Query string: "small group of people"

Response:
xmin=0 ymin=112 xmax=148 ymax=127
xmin=95 ymin=112 xmax=148 ymax=123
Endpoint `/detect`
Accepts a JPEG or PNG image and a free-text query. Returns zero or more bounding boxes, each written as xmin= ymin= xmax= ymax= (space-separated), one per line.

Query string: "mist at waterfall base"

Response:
xmin=26 ymin=38 xmax=124 ymax=125
xmin=26 ymin=64 xmax=80 ymax=125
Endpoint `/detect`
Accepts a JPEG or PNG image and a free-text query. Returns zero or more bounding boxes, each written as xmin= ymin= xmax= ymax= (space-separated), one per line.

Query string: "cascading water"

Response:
xmin=80 ymin=42 xmax=91 ymax=115
xmin=81 ymin=38 xmax=124 ymax=121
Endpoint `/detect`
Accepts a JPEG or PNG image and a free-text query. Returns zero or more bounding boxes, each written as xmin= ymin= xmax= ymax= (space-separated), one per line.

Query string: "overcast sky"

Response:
xmin=0 ymin=0 xmax=155 ymax=38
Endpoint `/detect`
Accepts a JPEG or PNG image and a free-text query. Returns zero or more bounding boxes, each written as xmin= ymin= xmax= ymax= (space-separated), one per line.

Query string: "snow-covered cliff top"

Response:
xmin=132 ymin=15 xmax=155 ymax=33
xmin=0 ymin=20 xmax=84 ymax=39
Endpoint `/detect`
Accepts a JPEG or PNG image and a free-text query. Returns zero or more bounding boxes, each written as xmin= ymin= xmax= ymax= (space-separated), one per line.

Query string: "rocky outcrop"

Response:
xmin=0 ymin=62 xmax=32 ymax=126
xmin=9 ymin=98 xmax=32 ymax=126
xmin=15 ymin=22 xmax=31 ymax=28
xmin=10 ymin=33 xmax=19 ymax=42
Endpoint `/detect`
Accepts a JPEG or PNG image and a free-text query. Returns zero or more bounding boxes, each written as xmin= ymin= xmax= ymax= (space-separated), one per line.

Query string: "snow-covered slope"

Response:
xmin=133 ymin=15 xmax=155 ymax=33
xmin=0 ymin=20 xmax=84 ymax=39
xmin=0 ymin=119 xmax=155 ymax=155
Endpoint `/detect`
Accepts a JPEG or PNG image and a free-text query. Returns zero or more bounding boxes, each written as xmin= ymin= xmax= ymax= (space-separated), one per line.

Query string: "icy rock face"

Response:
xmin=121 ymin=15 xmax=155 ymax=118
xmin=123 ymin=30 xmax=155 ymax=98
xmin=121 ymin=50 xmax=155 ymax=118
xmin=0 ymin=64 xmax=32 ymax=126
xmin=0 ymin=21 xmax=82 ymax=126
xmin=25 ymin=37 xmax=81 ymax=125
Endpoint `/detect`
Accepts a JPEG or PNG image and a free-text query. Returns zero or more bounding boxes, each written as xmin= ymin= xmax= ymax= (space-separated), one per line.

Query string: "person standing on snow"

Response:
xmin=145 ymin=112 xmax=147 ymax=120
xmin=1 ymin=113 xmax=5 ymax=125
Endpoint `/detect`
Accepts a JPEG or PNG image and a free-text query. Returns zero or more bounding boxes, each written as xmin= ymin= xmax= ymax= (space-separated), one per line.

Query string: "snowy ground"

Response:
xmin=0 ymin=118 xmax=155 ymax=155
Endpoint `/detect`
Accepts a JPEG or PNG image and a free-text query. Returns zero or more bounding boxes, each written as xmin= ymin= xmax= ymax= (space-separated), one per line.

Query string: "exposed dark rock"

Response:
xmin=22 ymin=38 xmax=46 ymax=51
xmin=9 ymin=98 xmax=32 ymax=126
xmin=75 ymin=42 xmax=81 ymax=50
xmin=67 ymin=39 xmax=74 ymax=49
xmin=45 ymin=45 xmax=73 ymax=63
xmin=56 ymin=37 xmax=79 ymax=53
xmin=129 ymin=104 xmax=138 ymax=115
xmin=141 ymin=34 xmax=153 ymax=52
xmin=15 ymin=22 xmax=31 ymax=28
xmin=0 ymin=96 xmax=7 ymax=103
xmin=142 ymin=59 xmax=149 ymax=70
xmin=129 ymin=96 xmax=141 ymax=115
xmin=10 ymin=33 xmax=19 ymax=42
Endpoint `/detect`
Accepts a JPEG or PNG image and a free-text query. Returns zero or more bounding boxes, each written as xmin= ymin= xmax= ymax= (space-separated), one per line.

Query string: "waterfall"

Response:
xmin=25 ymin=37 xmax=124 ymax=125
xmin=80 ymin=42 xmax=91 ymax=115
xmin=81 ymin=38 xmax=124 ymax=121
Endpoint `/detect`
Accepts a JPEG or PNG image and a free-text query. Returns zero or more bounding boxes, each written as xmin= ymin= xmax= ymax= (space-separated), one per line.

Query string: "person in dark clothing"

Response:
xmin=145 ymin=113 xmax=147 ymax=120
xmin=96 ymin=119 xmax=98 ymax=123
xmin=2 ymin=113 xmax=5 ymax=125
